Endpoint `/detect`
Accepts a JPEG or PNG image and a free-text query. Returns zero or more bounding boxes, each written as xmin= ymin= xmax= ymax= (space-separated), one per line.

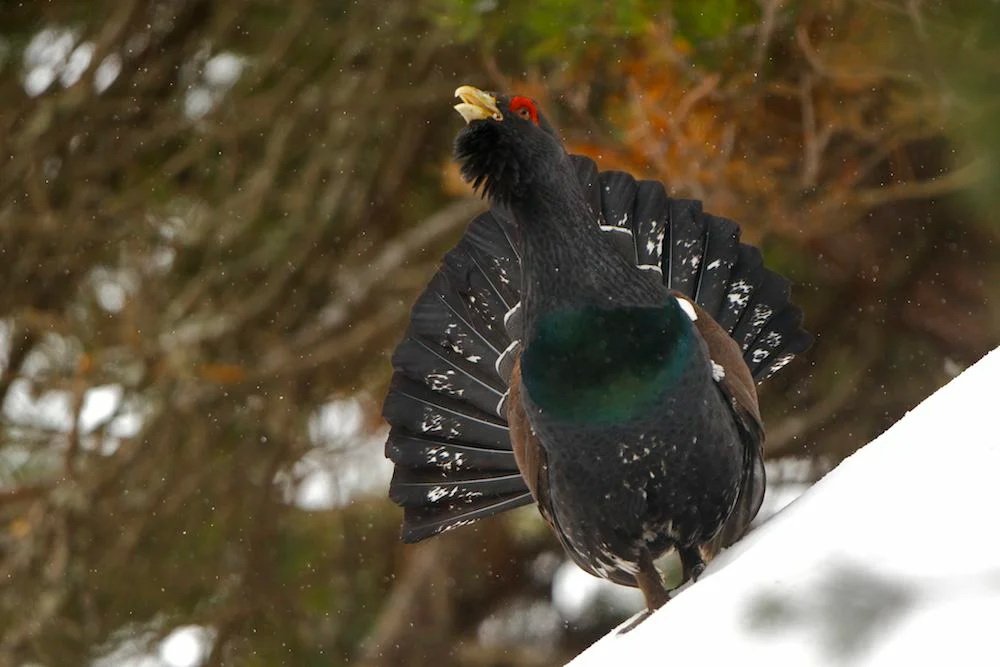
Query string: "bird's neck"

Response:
xmin=509 ymin=168 xmax=665 ymax=336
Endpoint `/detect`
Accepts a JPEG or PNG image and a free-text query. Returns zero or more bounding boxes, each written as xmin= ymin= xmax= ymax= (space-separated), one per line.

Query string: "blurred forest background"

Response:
xmin=1 ymin=0 xmax=997 ymax=665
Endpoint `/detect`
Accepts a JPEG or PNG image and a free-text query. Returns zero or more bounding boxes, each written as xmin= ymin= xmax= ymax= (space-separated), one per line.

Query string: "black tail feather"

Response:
xmin=389 ymin=467 xmax=529 ymax=508
xmin=457 ymin=212 xmax=522 ymax=301
xmin=715 ymin=244 xmax=765 ymax=333
xmin=631 ymin=180 xmax=670 ymax=272
xmin=385 ymin=432 xmax=519 ymax=473
xmin=383 ymin=376 xmax=511 ymax=450
xmin=664 ymin=198 xmax=706 ymax=295
xmin=413 ymin=274 xmax=505 ymax=361
xmin=400 ymin=491 xmax=534 ymax=543
xmin=743 ymin=305 xmax=811 ymax=379
xmin=391 ymin=336 xmax=505 ymax=418
xmin=731 ymin=272 xmax=791 ymax=353
xmin=692 ymin=214 xmax=740 ymax=316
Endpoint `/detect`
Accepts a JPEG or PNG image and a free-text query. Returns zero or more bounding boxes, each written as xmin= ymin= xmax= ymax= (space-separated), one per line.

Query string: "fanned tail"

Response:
xmin=383 ymin=212 xmax=532 ymax=542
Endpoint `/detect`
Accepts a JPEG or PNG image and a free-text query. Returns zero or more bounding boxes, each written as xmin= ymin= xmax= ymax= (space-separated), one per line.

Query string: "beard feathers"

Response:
xmin=454 ymin=123 xmax=523 ymax=204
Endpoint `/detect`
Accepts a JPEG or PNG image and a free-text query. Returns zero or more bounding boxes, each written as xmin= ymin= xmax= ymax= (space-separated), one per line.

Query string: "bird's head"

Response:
xmin=452 ymin=85 xmax=565 ymax=204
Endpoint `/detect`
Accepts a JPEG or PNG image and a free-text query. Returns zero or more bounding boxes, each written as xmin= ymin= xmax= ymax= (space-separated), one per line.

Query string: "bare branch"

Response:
xmin=854 ymin=159 xmax=986 ymax=209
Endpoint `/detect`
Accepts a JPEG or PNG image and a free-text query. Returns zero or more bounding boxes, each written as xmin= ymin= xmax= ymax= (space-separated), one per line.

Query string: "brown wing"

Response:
xmin=673 ymin=292 xmax=767 ymax=559
xmin=507 ymin=356 xmax=549 ymax=516
xmin=673 ymin=292 xmax=762 ymax=434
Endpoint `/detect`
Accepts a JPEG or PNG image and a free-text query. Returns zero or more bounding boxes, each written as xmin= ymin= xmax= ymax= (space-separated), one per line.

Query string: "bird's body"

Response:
xmin=522 ymin=313 xmax=743 ymax=580
xmin=382 ymin=86 xmax=810 ymax=610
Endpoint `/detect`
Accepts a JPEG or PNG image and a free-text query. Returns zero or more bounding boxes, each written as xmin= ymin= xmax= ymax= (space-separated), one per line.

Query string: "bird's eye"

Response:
xmin=509 ymin=96 xmax=539 ymax=125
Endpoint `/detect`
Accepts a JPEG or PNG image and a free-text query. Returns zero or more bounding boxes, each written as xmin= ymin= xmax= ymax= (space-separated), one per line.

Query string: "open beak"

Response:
xmin=454 ymin=85 xmax=502 ymax=124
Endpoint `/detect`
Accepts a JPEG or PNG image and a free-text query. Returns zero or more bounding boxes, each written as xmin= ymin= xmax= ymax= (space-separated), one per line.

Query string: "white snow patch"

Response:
xmin=94 ymin=53 xmax=122 ymax=92
xmin=203 ymin=52 xmax=244 ymax=88
xmin=553 ymin=561 xmax=644 ymax=623
xmin=184 ymin=51 xmax=246 ymax=119
xmin=159 ymin=626 xmax=215 ymax=667
xmin=569 ymin=347 xmax=1000 ymax=666
xmin=3 ymin=380 xmax=142 ymax=450
xmin=284 ymin=398 xmax=392 ymax=510
xmin=91 ymin=623 xmax=214 ymax=667
xmin=22 ymin=28 xmax=77 ymax=96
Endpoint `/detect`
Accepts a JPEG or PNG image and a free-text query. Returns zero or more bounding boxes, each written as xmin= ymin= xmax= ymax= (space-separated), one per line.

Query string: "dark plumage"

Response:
xmin=382 ymin=86 xmax=812 ymax=613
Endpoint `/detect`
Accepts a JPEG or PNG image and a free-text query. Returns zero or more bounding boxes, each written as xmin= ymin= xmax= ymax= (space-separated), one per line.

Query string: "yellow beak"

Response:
xmin=454 ymin=85 xmax=503 ymax=124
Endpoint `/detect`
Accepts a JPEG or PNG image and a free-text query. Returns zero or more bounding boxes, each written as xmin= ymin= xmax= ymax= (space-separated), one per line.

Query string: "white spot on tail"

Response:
xmin=765 ymin=353 xmax=795 ymax=378
xmin=645 ymin=223 xmax=665 ymax=257
xmin=599 ymin=224 xmax=634 ymax=237
xmin=439 ymin=518 xmax=477 ymax=534
xmin=726 ymin=280 xmax=752 ymax=307
xmin=427 ymin=486 xmax=451 ymax=502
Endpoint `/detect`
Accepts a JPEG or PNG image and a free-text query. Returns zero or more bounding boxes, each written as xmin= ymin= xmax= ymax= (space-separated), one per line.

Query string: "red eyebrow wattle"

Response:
xmin=509 ymin=96 xmax=539 ymax=124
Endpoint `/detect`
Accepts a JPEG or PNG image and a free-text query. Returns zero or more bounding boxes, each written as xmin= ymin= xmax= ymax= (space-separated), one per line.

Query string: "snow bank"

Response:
xmin=570 ymin=347 xmax=1000 ymax=666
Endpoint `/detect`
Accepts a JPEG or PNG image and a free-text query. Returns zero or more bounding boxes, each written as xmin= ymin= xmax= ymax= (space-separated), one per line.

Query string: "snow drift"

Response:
xmin=570 ymin=347 xmax=1000 ymax=666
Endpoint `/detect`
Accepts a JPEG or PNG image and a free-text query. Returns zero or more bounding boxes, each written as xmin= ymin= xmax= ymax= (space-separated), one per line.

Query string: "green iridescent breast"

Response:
xmin=521 ymin=301 xmax=694 ymax=425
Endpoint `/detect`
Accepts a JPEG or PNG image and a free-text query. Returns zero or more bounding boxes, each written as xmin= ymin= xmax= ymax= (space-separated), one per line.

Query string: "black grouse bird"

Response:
xmin=382 ymin=85 xmax=811 ymax=612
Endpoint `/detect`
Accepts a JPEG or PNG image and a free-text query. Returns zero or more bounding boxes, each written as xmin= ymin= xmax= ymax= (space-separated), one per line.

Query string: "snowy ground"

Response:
xmin=570 ymin=347 xmax=1000 ymax=666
